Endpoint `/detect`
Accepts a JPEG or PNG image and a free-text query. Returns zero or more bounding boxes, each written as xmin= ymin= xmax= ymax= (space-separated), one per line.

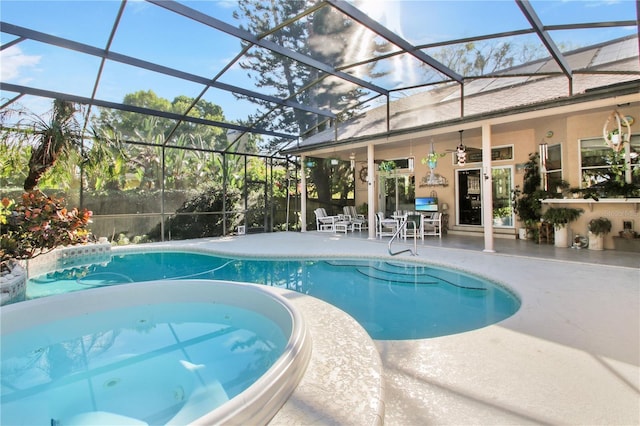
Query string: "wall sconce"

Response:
xmin=349 ymin=152 xmax=356 ymax=170
xmin=441 ymin=202 xmax=449 ymax=212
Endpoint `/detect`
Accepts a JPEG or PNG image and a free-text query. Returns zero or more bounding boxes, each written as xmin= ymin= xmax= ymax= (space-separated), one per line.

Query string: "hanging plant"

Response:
xmin=378 ymin=160 xmax=397 ymax=172
xmin=421 ymin=151 xmax=445 ymax=169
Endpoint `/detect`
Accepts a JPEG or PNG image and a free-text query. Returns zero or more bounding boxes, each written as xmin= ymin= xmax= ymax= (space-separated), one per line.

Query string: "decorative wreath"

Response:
xmin=603 ymin=110 xmax=631 ymax=152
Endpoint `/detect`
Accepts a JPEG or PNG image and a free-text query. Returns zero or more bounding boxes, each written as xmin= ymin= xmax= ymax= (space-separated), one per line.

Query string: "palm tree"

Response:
xmin=23 ymin=99 xmax=81 ymax=191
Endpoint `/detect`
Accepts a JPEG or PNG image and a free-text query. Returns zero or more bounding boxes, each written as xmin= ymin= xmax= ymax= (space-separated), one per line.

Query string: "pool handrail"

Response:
xmin=388 ymin=218 xmax=417 ymax=256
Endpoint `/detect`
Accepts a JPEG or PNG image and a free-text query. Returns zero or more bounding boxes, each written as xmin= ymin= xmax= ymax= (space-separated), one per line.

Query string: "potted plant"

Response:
xmin=511 ymin=153 xmax=550 ymax=240
xmin=587 ymin=217 xmax=612 ymax=250
xmin=542 ymin=207 xmax=584 ymax=248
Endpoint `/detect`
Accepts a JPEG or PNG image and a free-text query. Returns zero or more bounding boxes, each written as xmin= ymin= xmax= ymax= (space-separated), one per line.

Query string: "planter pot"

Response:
xmin=588 ymin=231 xmax=604 ymax=250
xmin=518 ymin=228 xmax=527 ymax=240
xmin=612 ymin=236 xmax=640 ymax=253
xmin=554 ymin=225 xmax=569 ymax=248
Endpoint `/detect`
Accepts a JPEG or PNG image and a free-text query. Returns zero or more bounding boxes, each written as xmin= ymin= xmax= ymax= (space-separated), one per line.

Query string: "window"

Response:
xmin=580 ymin=135 xmax=640 ymax=188
xmin=453 ymin=145 xmax=513 ymax=164
xmin=542 ymin=143 xmax=563 ymax=192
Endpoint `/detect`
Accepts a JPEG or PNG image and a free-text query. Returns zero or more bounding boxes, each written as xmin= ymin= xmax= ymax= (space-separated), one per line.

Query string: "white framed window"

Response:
xmin=579 ymin=135 xmax=639 ymax=188
xmin=541 ymin=143 xmax=563 ymax=192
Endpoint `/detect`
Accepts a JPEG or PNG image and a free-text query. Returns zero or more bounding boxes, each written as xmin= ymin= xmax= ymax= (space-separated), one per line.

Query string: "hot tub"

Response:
xmin=0 ymin=280 xmax=312 ymax=425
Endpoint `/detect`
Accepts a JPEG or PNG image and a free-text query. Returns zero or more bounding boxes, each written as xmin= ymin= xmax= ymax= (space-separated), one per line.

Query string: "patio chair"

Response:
xmin=422 ymin=212 xmax=442 ymax=238
xmin=314 ymin=208 xmax=337 ymax=232
xmin=343 ymin=205 xmax=367 ymax=231
xmin=376 ymin=212 xmax=399 ymax=238
xmin=402 ymin=213 xmax=424 ymax=241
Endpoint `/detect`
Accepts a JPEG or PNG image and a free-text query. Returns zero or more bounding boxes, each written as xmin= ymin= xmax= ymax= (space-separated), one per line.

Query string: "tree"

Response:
xmin=433 ymin=40 xmax=549 ymax=77
xmin=233 ymin=0 xmax=384 ymax=207
xmin=20 ymin=100 xmax=82 ymax=191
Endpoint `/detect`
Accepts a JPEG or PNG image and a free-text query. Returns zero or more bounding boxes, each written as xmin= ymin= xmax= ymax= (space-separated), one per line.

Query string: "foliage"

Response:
xmin=511 ymin=152 xmax=549 ymax=226
xmin=23 ymin=100 xmax=82 ymax=191
xmin=493 ymin=206 xmax=512 ymax=218
xmin=433 ymin=39 xmax=551 ymax=76
xmin=147 ymin=185 xmax=241 ymax=241
xmin=0 ymin=100 xmax=83 ymax=192
xmin=421 ymin=151 xmax=446 ymax=168
xmin=0 ymin=191 xmax=93 ymax=268
xmin=233 ymin=0 xmax=377 ymax=207
xmin=305 ymin=157 xmax=353 ymax=210
xmin=379 ymin=161 xmax=397 ymax=172
xmin=541 ymin=207 xmax=583 ymax=228
xmin=588 ymin=217 xmax=612 ymax=236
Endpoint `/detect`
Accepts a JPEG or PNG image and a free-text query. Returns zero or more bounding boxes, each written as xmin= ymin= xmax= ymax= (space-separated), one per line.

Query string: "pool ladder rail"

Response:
xmin=388 ymin=218 xmax=418 ymax=257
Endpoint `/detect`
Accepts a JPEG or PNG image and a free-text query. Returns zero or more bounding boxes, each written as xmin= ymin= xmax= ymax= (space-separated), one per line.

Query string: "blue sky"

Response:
xmin=1 ymin=0 xmax=637 ymax=124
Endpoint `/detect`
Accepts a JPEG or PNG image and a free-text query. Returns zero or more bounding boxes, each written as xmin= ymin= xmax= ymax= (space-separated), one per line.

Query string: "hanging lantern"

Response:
xmin=603 ymin=110 xmax=631 ymax=153
xmin=456 ymin=130 xmax=467 ymax=166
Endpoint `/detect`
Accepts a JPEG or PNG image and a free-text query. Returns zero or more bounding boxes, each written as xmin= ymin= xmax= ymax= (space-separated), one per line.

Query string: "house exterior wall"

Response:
xmin=353 ymin=105 xmax=640 ymax=249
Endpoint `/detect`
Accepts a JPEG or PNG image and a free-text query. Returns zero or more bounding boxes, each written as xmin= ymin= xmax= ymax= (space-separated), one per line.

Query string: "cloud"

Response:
xmin=0 ymin=46 xmax=41 ymax=81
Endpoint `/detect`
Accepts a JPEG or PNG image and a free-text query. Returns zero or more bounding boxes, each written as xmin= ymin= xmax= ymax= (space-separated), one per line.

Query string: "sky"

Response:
xmin=0 ymin=0 xmax=637 ymax=125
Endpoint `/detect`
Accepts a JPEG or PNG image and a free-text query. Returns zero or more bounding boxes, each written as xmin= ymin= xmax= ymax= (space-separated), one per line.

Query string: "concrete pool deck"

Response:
xmin=130 ymin=232 xmax=638 ymax=425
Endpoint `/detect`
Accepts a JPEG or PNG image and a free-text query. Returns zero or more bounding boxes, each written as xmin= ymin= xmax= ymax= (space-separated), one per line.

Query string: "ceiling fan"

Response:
xmin=442 ymin=130 xmax=467 ymax=166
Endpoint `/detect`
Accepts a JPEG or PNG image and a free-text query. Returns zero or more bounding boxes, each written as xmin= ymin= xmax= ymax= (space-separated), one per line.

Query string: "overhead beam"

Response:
xmin=0 ymin=83 xmax=297 ymax=140
xmin=147 ymin=0 xmax=389 ymax=96
xmin=0 ymin=22 xmax=335 ymax=119
xmin=516 ymin=0 xmax=573 ymax=80
xmin=326 ymin=0 xmax=463 ymax=83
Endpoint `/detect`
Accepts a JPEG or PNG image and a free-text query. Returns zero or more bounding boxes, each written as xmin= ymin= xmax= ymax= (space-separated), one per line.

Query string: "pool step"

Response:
xmin=356 ymin=267 xmax=439 ymax=285
xmin=325 ymin=260 xmax=487 ymax=291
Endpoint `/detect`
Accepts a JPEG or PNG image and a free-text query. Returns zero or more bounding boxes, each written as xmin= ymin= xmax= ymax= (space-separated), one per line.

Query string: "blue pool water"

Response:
xmin=1 ymin=301 xmax=287 ymax=425
xmin=27 ymin=251 xmax=520 ymax=340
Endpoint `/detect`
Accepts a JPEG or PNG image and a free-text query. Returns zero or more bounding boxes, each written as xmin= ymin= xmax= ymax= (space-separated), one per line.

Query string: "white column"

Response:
xmin=625 ymin=139 xmax=632 ymax=184
xmin=367 ymin=144 xmax=376 ymax=239
xmin=482 ymin=124 xmax=495 ymax=252
xmin=300 ymin=155 xmax=307 ymax=232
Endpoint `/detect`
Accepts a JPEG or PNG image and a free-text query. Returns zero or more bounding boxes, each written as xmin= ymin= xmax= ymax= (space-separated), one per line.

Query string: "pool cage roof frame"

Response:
xmin=1 ymin=0 xmax=638 ymax=158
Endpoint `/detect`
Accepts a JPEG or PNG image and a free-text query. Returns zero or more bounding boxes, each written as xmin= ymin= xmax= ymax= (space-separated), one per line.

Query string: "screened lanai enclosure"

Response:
xmin=1 ymin=0 xmax=638 ymax=242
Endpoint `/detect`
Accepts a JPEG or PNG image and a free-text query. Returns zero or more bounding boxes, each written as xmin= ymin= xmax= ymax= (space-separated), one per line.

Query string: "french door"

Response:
xmin=456 ymin=167 xmax=513 ymax=227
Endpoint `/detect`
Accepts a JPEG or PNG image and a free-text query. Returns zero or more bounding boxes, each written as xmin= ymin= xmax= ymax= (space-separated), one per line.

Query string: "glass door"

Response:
xmin=457 ymin=169 xmax=482 ymax=225
xmin=378 ymin=172 xmax=415 ymax=216
xmin=492 ymin=167 xmax=514 ymax=227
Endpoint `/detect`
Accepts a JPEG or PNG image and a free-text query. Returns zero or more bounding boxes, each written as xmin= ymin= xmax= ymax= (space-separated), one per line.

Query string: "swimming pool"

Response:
xmin=1 ymin=280 xmax=312 ymax=425
xmin=26 ymin=250 xmax=520 ymax=340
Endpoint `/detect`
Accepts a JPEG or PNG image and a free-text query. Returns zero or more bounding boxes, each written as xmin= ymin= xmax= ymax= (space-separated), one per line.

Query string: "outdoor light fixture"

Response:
xmin=349 ymin=152 xmax=356 ymax=170
xmin=330 ymin=158 xmax=339 ymax=166
xmin=456 ymin=130 xmax=467 ymax=166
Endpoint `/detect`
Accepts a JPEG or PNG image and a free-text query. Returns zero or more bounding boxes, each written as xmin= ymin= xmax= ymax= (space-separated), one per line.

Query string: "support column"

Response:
xmin=367 ymin=144 xmax=376 ymax=239
xmin=301 ymin=155 xmax=307 ymax=232
xmin=481 ymin=124 xmax=495 ymax=252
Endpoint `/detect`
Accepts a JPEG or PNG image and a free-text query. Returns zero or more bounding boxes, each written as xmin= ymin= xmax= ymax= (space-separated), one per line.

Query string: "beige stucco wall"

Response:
xmin=352 ymin=104 xmax=640 ymax=247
